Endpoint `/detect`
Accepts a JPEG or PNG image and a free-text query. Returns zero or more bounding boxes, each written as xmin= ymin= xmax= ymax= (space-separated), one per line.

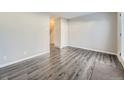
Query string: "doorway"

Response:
xmin=50 ymin=17 xmax=61 ymax=49
xmin=50 ymin=17 xmax=55 ymax=48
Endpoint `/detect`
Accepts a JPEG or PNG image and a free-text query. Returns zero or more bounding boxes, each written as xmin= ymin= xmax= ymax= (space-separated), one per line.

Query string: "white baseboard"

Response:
xmin=55 ymin=45 xmax=68 ymax=49
xmin=0 ymin=51 xmax=49 ymax=68
xmin=61 ymin=45 xmax=68 ymax=48
xmin=69 ymin=45 xmax=117 ymax=55
xmin=69 ymin=45 xmax=124 ymax=68
xmin=117 ymin=54 xmax=124 ymax=68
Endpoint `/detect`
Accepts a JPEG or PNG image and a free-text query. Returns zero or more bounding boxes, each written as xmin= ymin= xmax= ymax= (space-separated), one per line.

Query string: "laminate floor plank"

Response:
xmin=0 ymin=47 xmax=124 ymax=80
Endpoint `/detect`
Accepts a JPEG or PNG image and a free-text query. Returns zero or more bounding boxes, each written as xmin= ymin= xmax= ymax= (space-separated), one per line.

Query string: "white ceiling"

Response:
xmin=48 ymin=12 xmax=94 ymax=19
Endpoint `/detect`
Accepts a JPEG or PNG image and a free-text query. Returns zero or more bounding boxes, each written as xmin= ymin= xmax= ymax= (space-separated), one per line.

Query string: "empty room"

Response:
xmin=0 ymin=12 xmax=124 ymax=80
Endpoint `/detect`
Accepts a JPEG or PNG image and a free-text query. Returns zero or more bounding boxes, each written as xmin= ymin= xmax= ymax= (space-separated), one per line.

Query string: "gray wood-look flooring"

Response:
xmin=0 ymin=46 xmax=124 ymax=80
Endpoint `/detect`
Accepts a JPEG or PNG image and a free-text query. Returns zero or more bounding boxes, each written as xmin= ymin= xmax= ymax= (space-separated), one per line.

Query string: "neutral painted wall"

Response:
xmin=0 ymin=33 xmax=3 ymax=63
xmin=0 ymin=13 xmax=50 ymax=66
xmin=61 ymin=18 xmax=68 ymax=48
xmin=68 ymin=13 xmax=117 ymax=54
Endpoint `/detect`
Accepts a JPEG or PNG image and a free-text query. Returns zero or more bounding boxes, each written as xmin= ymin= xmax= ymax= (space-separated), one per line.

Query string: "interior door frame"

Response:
xmin=117 ymin=12 xmax=124 ymax=67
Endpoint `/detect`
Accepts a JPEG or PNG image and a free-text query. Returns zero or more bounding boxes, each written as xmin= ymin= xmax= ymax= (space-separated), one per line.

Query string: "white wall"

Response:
xmin=0 ymin=33 xmax=3 ymax=63
xmin=68 ymin=13 xmax=117 ymax=54
xmin=61 ymin=18 xmax=68 ymax=48
xmin=0 ymin=13 xmax=50 ymax=67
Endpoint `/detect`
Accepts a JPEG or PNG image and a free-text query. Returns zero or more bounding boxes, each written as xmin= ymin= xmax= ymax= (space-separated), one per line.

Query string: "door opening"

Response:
xmin=50 ymin=17 xmax=61 ymax=49
xmin=50 ymin=17 xmax=55 ymax=48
